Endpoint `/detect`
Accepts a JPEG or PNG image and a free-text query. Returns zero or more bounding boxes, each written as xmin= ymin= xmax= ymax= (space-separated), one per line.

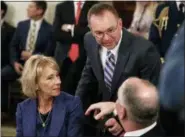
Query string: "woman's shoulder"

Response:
xmin=17 ymin=98 xmax=35 ymax=110
xmin=56 ymin=92 xmax=81 ymax=109
xmin=58 ymin=91 xmax=80 ymax=103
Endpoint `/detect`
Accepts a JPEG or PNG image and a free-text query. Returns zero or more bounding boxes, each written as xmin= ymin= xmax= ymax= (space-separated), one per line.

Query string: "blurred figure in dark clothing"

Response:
xmin=1 ymin=1 xmax=15 ymax=114
xmin=149 ymin=1 xmax=185 ymax=58
xmin=159 ymin=20 xmax=184 ymax=136
xmin=53 ymin=1 xmax=98 ymax=95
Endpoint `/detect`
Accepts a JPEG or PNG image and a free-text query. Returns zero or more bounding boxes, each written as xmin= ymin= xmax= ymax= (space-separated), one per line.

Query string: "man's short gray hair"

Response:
xmin=118 ymin=78 xmax=159 ymax=127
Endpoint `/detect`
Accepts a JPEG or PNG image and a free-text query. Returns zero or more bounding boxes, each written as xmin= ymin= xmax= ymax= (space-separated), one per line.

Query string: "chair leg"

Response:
xmin=8 ymin=83 xmax=12 ymax=112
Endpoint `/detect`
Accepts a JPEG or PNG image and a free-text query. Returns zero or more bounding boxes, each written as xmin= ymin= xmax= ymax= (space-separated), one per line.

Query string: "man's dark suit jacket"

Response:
xmin=16 ymin=92 xmax=84 ymax=137
xmin=141 ymin=124 xmax=165 ymax=137
xmin=10 ymin=19 xmax=53 ymax=66
xmin=76 ymin=28 xmax=161 ymax=110
xmin=1 ymin=21 xmax=15 ymax=68
xmin=53 ymin=1 xmax=98 ymax=58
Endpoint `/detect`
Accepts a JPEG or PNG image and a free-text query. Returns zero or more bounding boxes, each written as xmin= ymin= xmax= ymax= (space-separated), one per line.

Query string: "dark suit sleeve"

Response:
xmin=53 ymin=4 xmax=72 ymax=43
xmin=67 ymin=96 xmax=84 ymax=137
xmin=16 ymin=104 xmax=23 ymax=137
xmin=10 ymin=22 xmax=21 ymax=65
xmin=139 ymin=43 xmax=161 ymax=86
xmin=6 ymin=25 xmax=15 ymax=65
xmin=149 ymin=5 xmax=164 ymax=56
xmin=43 ymin=27 xmax=56 ymax=57
xmin=73 ymin=25 xmax=90 ymax=43
xmin=75 ymin=56 xmax=98 ymax=110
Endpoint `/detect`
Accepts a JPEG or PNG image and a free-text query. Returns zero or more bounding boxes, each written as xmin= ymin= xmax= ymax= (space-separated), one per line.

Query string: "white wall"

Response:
xmin=4 ymin=1 xmax=112 ymax=27
xmin=5 ymin=1 xmax=61 ymax=27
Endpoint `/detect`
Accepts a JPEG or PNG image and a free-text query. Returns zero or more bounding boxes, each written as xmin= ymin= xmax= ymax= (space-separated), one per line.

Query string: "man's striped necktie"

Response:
xmin=104 ymin=51 xmax=116 ymax=92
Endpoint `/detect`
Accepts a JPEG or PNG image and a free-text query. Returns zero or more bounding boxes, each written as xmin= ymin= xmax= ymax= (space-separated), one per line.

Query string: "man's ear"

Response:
xmin=116 ymin=103 xmax=126 ymax=120
xmin=37 ymin=9 xmax=43 ymax=16
xmin=118 ymin=18 xmax=123 ymax=28
xmin=120 ymin=106 xmax=126 ymax=120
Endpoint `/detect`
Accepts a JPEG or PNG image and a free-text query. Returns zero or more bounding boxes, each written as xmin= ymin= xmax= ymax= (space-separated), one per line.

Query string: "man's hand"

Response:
xmin=14 ymin=62 xmax=23 ymax=75
xmin=61 ymin=24 xmax=73 ymax=32
xmin=85 ymin=102 xmax=115 ymax=120
xmin=105 ymin=118 xmax=123 ymax=136
xmin=21 ymin=51 xmax=32 ymax=61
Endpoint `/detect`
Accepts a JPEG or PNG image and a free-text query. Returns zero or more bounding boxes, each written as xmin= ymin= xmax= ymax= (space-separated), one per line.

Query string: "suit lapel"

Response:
xmin=23 ymin=99 xmax=37 ymax=136
xmin=49 ymin=95 xmax=66 ymax=137
xmin=70 ymin=1 xmax=75 ymax=23
xmin=34 ymin=20 xmax=45 ymax=51
xmin=111 ymin=29 xmax=131 ymax=93
xmin=93 ymin=43 xmax=111 ymax=99
xmin=23 ymin=20 xmax=30 ymax=49
xmin=78 ymin=1 xmax=88 ymax=24
xmin=94 ymin=44 xmax=105 ymax=84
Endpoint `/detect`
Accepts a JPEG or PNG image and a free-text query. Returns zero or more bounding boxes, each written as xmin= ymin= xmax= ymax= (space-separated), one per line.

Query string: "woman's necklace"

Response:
xmin=38 ymin=110 xmax=51 ymax=128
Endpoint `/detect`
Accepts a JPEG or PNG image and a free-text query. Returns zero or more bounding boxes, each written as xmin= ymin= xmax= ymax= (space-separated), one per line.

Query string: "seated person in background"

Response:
xmin=86 ymin=77 xmax=165 ymax=137
xmin=128 ymin=1 xmax=158 ymax=39
xmin=1 ymin=1 xmax=15 ymax=115
xmin=2 ymin=1 xmax=54 ymax=83
xmin=16 ymin=55 xmax=84 ymax=137
xmin=1 ymin=1 xmax=15 ymax=69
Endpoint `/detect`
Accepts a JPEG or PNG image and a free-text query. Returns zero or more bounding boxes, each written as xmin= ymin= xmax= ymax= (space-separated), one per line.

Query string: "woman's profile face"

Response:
xmin=37 ymin=66 xmax=61 ymax=97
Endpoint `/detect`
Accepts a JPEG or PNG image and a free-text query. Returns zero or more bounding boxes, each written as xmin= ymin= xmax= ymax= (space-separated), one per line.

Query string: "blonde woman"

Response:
xmin=128 ymin=1 xmax=158 ymax=39
xmin=16 ymin=55 xmax=84 ymax=137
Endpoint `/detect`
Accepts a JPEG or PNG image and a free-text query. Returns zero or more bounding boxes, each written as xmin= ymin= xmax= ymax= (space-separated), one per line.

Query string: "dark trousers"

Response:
xmin=1 ymin=65 xmax=19 ymax=112
xmin=62 ymin=52 xmax=86 ymax=95
xmin=55 ymin=42 xmax=86 ymax=95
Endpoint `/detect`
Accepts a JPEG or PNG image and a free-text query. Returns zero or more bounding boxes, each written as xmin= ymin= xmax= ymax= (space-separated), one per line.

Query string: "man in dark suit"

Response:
xmin=1 ymin=1 xmax=54 ymax=113
xmin=149 ymin=1 xmax=185 ymax=58
xmin=53 ymin=1 xmax=98 ymax=94
xmin=76 ymin=3 xmax=161 ymax=136
xmin=85 ymin=77 xmax=165 ymax=137
xmin=1 ymin=1 xmax=15 ymax=68
xmin=1 ymin=1 xmax=15 ymax=114
xmin=2 ymin=1 xmax=53 ymax=81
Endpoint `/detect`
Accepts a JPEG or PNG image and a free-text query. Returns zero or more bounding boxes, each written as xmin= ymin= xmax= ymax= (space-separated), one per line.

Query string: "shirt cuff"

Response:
xmin=71 ymin=25 xmax=75 ymax=37
xmin=113 ymin=109 xmax=117 ymax=116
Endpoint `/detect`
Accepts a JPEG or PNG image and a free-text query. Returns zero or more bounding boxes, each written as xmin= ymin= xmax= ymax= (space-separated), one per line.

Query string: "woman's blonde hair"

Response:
xmin=20 ymin=54 xmax=59 ymax=98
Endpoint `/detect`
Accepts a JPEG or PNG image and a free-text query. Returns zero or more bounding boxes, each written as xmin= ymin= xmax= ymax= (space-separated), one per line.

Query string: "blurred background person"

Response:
xmin=1 ymin=1 xmax=54 ymax=117
xmin=16 ymin=55 xmax=84 ymax=137
xmin=128 ymin=1 xmax=158 ymax=39
xmin=1 ymin=1 xmax=15 ymax=120
xmin=149 ymin=1 xmax=185 ymax=134
xmin=159 ymin=21 xmax=184 ymax=136
xmin=86 ymin=77 xmax=165 ymax=136
xmin=2 ymin=1 xmax=53 ymax=81
xmin=149 ymin=1 xmax=185 ymax=58
xmin=53 ymin=0 xmax=98 ymax=95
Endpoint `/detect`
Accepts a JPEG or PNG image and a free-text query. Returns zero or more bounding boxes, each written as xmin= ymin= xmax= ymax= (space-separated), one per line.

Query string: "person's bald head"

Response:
xmin=117 ymin=77 xmax=159 ymax=127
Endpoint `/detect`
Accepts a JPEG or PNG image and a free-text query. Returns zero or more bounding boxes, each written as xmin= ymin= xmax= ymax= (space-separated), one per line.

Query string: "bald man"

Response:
xmin=86 ymin=77 xmax=165 ymax=136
